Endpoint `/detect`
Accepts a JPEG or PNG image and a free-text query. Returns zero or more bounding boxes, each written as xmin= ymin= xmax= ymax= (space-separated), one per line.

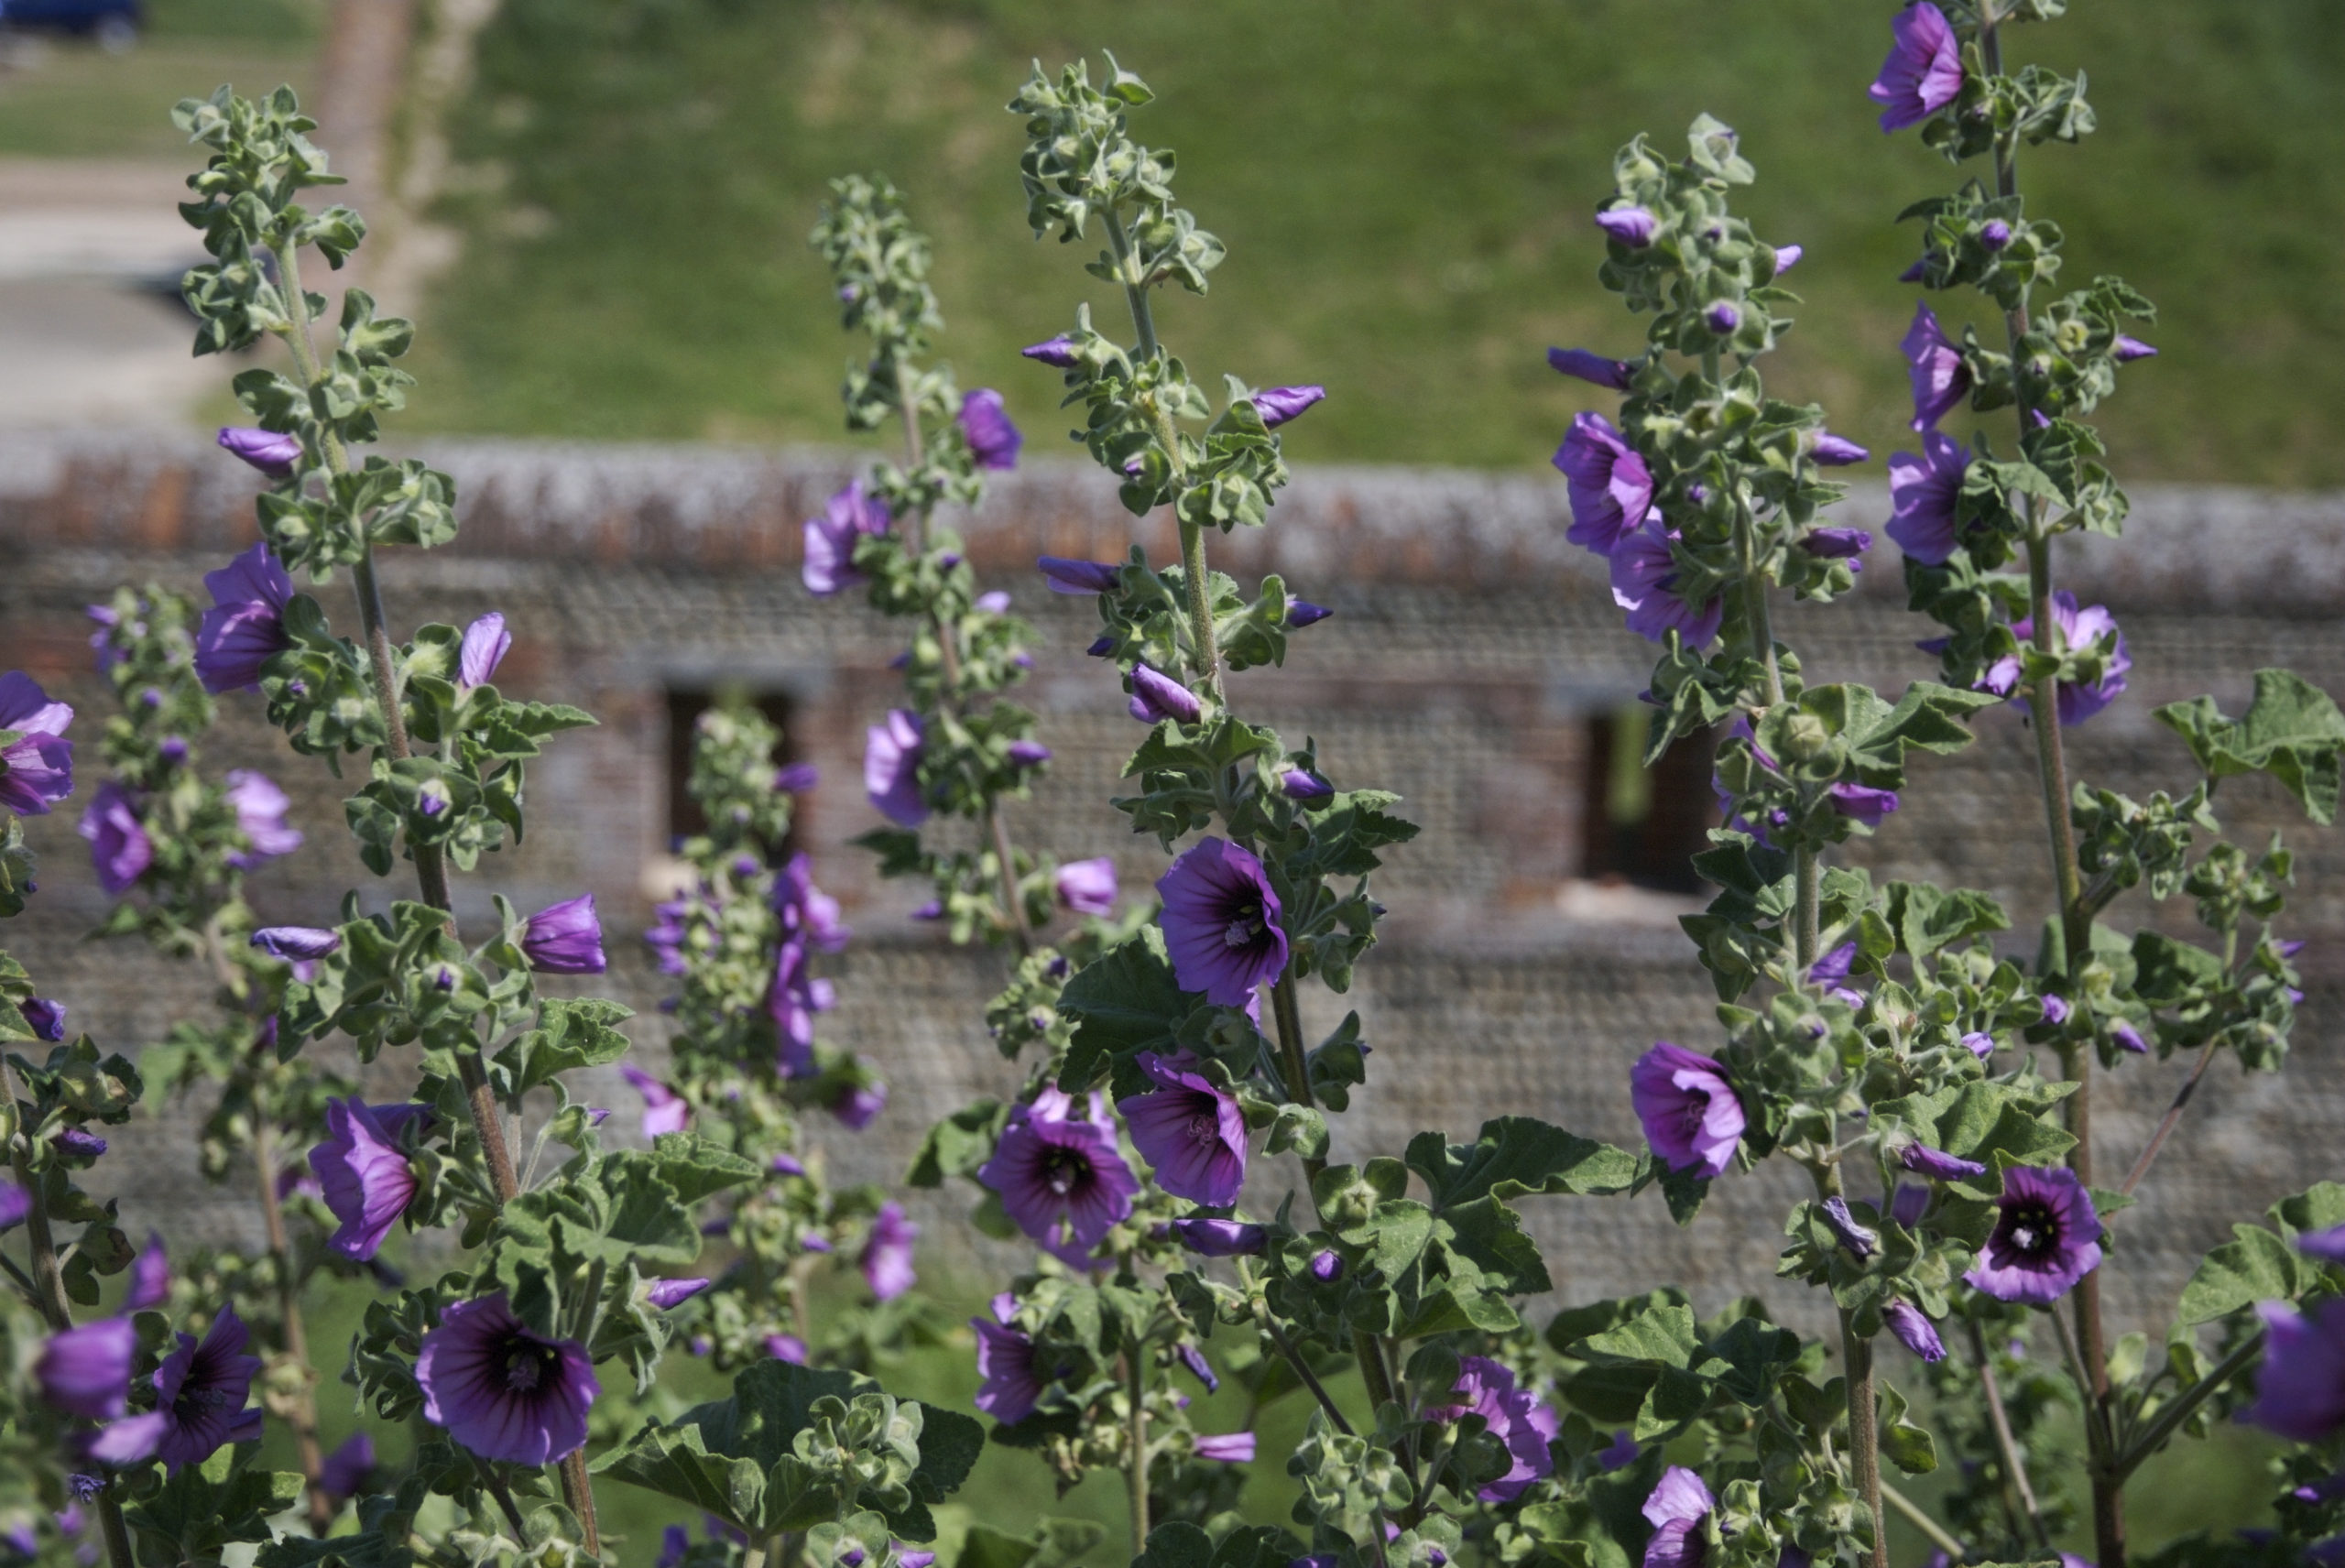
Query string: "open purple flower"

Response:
xmin=1554 ymin=412 xmax=1654 ymax=556
xmin=861 ymin=1202 xmax=918 ymax=1301
xmin=1021 ymin=335 xmax=1081 ymax=369
xmin=620 ymin=1066 xmax=691 ymax=1138
xmin=252 ymin=925 xmax=340 ymax=961
xmin=957 ymin=389 xmax=1022 ymax=469
xmin=1596 ymin=206 xmax=1657 ymax=247
xmin=643 ymin=1278 xmax=709 ymax=1310
xmin=1549 ymin=347 xmax=1632 ymax=390
xmin=1610 ymin=516 xmax=1724 ymax=648
xmin=769 ymin=940 xmax=835 ymax=1074
xmin=1902 ymin=302 xmax=1971 ymax=431
xmin=830 ymin=1077 xmax=887 ymax=1131
xmin=87 ymin=1307 xmax=263 ymax=1473
xmin=804 ymin=482 xmax=891 ymax=597
xmin=1987 ymin=593 xmax=2131 ymax=725
xmin=1194 ymin=1432 xmax=1256 ymax=1463
xmin=223 ymin=770 xmax=302 ymax=868
xmin=20 ymin=997 xmax=66 ymax=1041
xmin=1631 ymin=1042 xmax=1745 ymax=1178
xmin=522 ymin=894 xmax=605 ymax=974
xmin=1884 ymin=1300 xmax=1947 ymax=1363
xmin=311 ymin=1098 xmax=432 ymax=1260
xmin=1157 ymin=837 xmax=1287 ymax=1007
xmin=775 ymin=853 xmax=851 ymax=952
xmin=1038 ymin=556 xmax=1122 ymax=594
xmin=1255 ymin=386 xmax=1325 ymax=429
xmin=124 ymin=1233 xmax=169 ymax=1312
xmin=1642 ymin=1466 xmax=1715 ymax=1568
xmin=2245 ymin=1298 xmax=2345 ymax=1442
xmin=976 ymin=1088 xmax=1139 ymax=1264
xmin=217 ymin=426 xmax=302 ymax=476
xmin=0 ymin=671 xmax=74 ymax=817
xmin=1172 ymin=1218 xmax=1268 ymax=1257
xmin=1869 ymin=2 xmax=1964 ymax=132
xmin=1885 ymin=431 xmax=1970 ymax=565
xmin=865 ymin=709 xmax=928 ymax=826
xmin=1129 ymin=665 xmax=1202 ymax=725
xmin=78 ymin=783 xmax=151 ymax=896
xmin=1118 ymin=1051 xmax=1248 ymax=1206
xmin=320 ymin=1432 xmax=376 ymax=1501
xmin=416 ymin=1293 xmax=598 ymax=1466
xmin=457 ymin=613 xmax=512 ymax=692
xmin=1427 ymin=1356 xmax=1560 ymax=1504
xmin=973 ymin=1303 xmax=1042 ymax=1424
xmin=194 ymin=544 xmax=295 ymax=693
xmin=1966 ymin=1165 xmax=2102 ymax=1304
xmin=1055 ymin=857 xmax=1118 ymax=918
xmin=36 ymin=1318 xmax=136 ymax=1419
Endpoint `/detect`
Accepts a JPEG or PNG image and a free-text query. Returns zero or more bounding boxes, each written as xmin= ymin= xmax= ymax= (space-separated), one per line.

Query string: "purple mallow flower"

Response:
xmin=457 ymin=613 xmax=511 ymax=692
xmin=1022 ymin=335 xmax=1080 ymax=368
xmin=976 ymin=1088 xmax=1139 ymax=1265
xmin=1596 ymin=205 xmax=1657 ymax=247
xmin=194 ymin=544 xmax=295 ymax=694
xmin=1555 ymin=411 xmax=1654 ymax=556
xmin=223 ymin=770 xmax=302 ymax=868
xmin=1158 ymin=837 xmax=1286 ymax=1007
xmin=1597 ymin=1429 xmax=1639 ymax=1472
xmin=958 ymin=389 xmax=1022 ymax=470
xmin=1982 ymin=593 xmax=2132 ymax=725
xmin=1966 ymin=1165 xmax=2102 ymax=1304
xmin=1172 ymin=1218 xmax=1268 ymax=1257
xmin=1773 ymin=244 xmax=1805 ymax=274
xmin=770 ymin=941 xmax=837 ymax=1073
xmin=1427 ymin=1356 xmax=1560 ymax=1504
xmin=620 ymin=1066 xmax=691 ymax=1138
xmin=86 ymin=1307 xmax=263 ymax=1473
xmin=37 ymin=1318 xmax=136 ymax=1419
xmin=20 ymin=997 xmax=66 ymax=1041
xmin=0 ymin=671 xmax=74 ymax=817
xmin=1820 ymin=1196 xmax=1877 ymax=1259
xmin=78 ymin=782 xmax=151 ymax=896
xmin=861 ymin=1202 xmax=918 ymax=1301
xmin=522 ymin=894 xmax=605 ymax=974
xmin=643 ymin=1278 xmax=709 ymax=1310
xmin=1195 ymin=1432 xmax=1256 ymax=1463
xmin=777 ymin=760 xmax=819 ymax=793
xmin=1902 ymin=301 xmax=1971 ymax=431
xmin=1631 ymin=1042 xmax=1745 ymax=1178
xmin=1006 ymin=739 xmax=1051 ymax=768
xmin=1039 ymin=556 xmax=1121 ymax=594
xmin=646 ymin=898 xmax=689 ymax=975
xmin=1119 ymin=1051 xmax=1249 ymax=1206
xmin=775 ymin=852 xmax=851 ymax=952
xmin=1886 ymin=431 xmax=1971 ymax=565
xmin=865 ymin=709 xmax=928 ymax=826
xmin=2246 ymin=1298 xmax=2345 ymax=1441
xmin=1642 ymin=1465 xmax=1715 ymax=1568
xmin=1548 ymin=347 xmax=1632 ymax=390
xmin=416 ymin=1293 xmax=599 ymax=1466
xmin=1611 ymin=516 xmax=1724 ymax=648
xmin=1055 ymin=857 xmax=1118 ymax=918
xmin=1900 ymin=1143 xmax=1988 ymax=1181
xmin=2110 ymin=1019 xmax=2150 ymax=1054
xmin=1255 ymin=386 xmax=1325 ymax=429
xmin=124 ymin=1234 xmax=169 ymax=1312
xmin=1869 ymin=1 xmax=1964 ymax=132
xmin=973 ymin=1300 xmax=1042 ymax=1423
xmin=320 ymin=1432 xmax=376 ymax=1501
xmin=311 ymin=1098 xmax=432 ymax=1261
xmin=1963 ymin=1030 xmax=1995 ymax=1058
xmin=217 ymin=427 xmax=302 ymax=476
xmin=252 ymin=925 xmax=340 ymax=961
xmin=1885 ymin=1300 xmax=1947 ymax=1363
xmin=803 ymin=482 xmax=890 ymax=597
xmin=1128 ymin=665 xmax=1202 ymax=725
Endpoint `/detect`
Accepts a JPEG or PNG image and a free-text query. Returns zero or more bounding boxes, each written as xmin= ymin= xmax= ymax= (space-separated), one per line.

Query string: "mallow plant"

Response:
xmin=0 ymin=87 xmax=978 ymax=1568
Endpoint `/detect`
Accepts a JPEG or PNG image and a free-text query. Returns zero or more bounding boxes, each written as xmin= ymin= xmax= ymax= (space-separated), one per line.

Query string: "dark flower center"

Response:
xmin=1184 ymin=1106 xmax=1220 ymax=1146
xmin=501 ymin=1336 xmax=562 ymax=1394
xmin=1222 ymin=901 xmax=1264 ymax=950
xmin=1040 ymin=1146 xmax=1093 ymax=1197
xmin=2000 ymin=1201 xmax=2059 ymax=1261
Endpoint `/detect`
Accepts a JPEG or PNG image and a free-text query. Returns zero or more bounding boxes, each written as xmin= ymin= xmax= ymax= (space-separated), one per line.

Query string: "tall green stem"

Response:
xmin=1814 ymin=1161 xmax=1884 ymax=1568
xmin=1125 ymin=1350 xmax=1150 ymax=1552
xmin=1978 ymin=16 xmax=2119 ymax=1562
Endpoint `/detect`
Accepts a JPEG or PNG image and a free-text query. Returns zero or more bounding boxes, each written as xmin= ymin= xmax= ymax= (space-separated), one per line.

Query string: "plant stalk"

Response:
xmin=1966 ymin=1320 xmax=2052 ymax=1550
xmin=1881 ymin=1479 xmax=1966 ymax=1560
xmin=1811 ymin=1161 xmax=1885 ymax=1568
xmin=254 ymin=1118 xmax=333 ymax=1530
xmin=2109 ymin=1329 xmax=2264 ymax=1483
xmin=1125 ymin=1350 xmax=1150 ymax=1553
xmin=2120 ymin=1040 xmax=2220 ymax=1196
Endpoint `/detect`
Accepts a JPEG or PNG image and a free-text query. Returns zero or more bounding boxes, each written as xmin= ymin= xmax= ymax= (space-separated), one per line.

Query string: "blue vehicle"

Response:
xmin=0 ymin=0 xmax=142 ymax=50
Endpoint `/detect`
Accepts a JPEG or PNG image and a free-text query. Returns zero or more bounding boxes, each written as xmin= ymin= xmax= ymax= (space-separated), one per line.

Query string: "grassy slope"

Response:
xmin=0 ymin=0 xmax=319 ymax=158
xmin=409 ymin=0 xmax=2345 ymax=485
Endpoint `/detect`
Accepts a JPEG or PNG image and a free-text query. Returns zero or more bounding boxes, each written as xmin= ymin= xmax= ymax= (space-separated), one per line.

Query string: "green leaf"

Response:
xmin=2273 ymin=1181 xmax=2345 ymax=1240
xmin=1884 ymin=881 xmax=2012 ymax=959
xmin=1054 ymin=926 xmax=1188 ymax=1092
xmin=2131 ymin=931 xmax=2226 ymax=1004
xmin=1403 ymin=1117 xmax=1641 ymax=1208
xmin=2178 ymin=1224 xmax=2299 ymax=1324
xmin=1878 ymin=1382 xmax=1939 ymax=1475
xmin=643 ymin=1134 xmax=762 ymax=1204
xmin=2154 ymin=669 xmax=2345 ymax=823
xmin=496 ymin=996 xmax=634 ymax=1097
xmin=907 ymin=1100 xmax=1007 ymax=1188
xmin=1132 ymin=1522 xmax=1214 ymax=1568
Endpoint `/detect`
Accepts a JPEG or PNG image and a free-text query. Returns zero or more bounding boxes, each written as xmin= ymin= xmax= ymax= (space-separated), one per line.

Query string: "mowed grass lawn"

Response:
xmin=406 ymin=0 xmax=2345 ymax=487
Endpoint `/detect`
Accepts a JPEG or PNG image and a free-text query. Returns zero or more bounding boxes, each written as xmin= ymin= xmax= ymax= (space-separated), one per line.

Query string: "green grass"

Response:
xmin=402 ymin=0 xmax=2345 ymax=486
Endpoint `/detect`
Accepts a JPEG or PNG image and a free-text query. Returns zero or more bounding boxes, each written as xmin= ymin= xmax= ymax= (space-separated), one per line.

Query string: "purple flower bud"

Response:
xmin=1962 ymin=1030 xmax=1996 ymax=1059
xmin=55 ymin=1127 xmax=105 ymax=1160
xmin=1128 ymin=664 xmax=1202 ymax=725
xmin=770 ymin=1152 xmax=805 ymax=1177
xmin=1898 ymin=257 xmax=1928 ymax=283
xmin=1820 ymin=1196 xmax=1877 ymax=1259
xmin=899 ymin=1554 xmax=937 ymax=1568
xmin=2110 ymin=1019 xmax=2150 ymax=1054
xmin=1810 ymin=432 xmax=1871 ymax=466
xmin=457 ymin=613 xmax=511 ymax=691
xmin=583 ymin=1107 xmax=611 ymax=1127
xmin=957 ymin=389 xmax=1022 ymax=470
xmin=910 ymin=900 xmax=943 ymax=921
xmin=1979 ymin=219 xmax=2012 ymax=252
xmin=1829 ymin=782 xmax=1900 ymax=825
xmin=644 ymin=1277 xmax=711 ymax=1310
xmin=78 ymin=782 xmax=152 ymax=896
xmin=1194 ymin=1432 xmax=1256 ymax=1464
xmin=1901 ymin=1143 xmax=1988 ymax=1181
xmin=217 ymin=427 xmax=302 ymax=477
xmin=19 ymin=998 xmax=65 ymax=1041
xmin=1889 ymin=1182 xmax=1930 ymax=1228
xmin=1705 ymin=302 xmax=1741 ymax=335
xmin=1007 ymin=740 xmax=1053 ymax=768
xmin=1884 ymin=1300 xmax=1947 ymax=1362
xmin=765 ymin=1333 xmax=808 ymax=1364
xmin=2113 ymin=335 xmax=2159 ymax=363
xmin=1178 ymin=1343 xmax=1219 ymax=1393
xmin=1595 ymin=206 xmax=1656 ymax=247
xmin=1800 ymin=526 xmax=1873 ymax=561
xmin=522 ymin=894 xmax=606 ymax=974
xmin=1547 ymin=347 xmax=1632 ymax=390
xmin=1255 ymin=386 xmax=1325 ymax=429
xmin=1054 ymin=857 xmax=1118 ymax=918
xmin=1085 ymin=635 xmax=1116 ymax=658
xmin=975 ymin=591 xmax=1012 ymax=616
xmin=251 ymin=926 xmax=341 ymax=961
xmin=2039 ymin=993 xmax=2070 ymax=1025
xmin=1170 ymin=1218 xmax=1268 ymax=1257
xmin=1773 ymin=244 xmax=1804 ymax=275
xmin=1309 ymin=1249 xmax=1344 ymax=1282
xmin=1282 ymin=769 xmax=1335 ymax=802
xmin=158 ymin=736 xmax=189 ymax=764
xmin=320 ymin=1432 xmax=375 ymax=1501
xmin=771 ymin=760 xmax=818 ymax=794
xmin=1021 ymin=335 xmax=1081 ymax=369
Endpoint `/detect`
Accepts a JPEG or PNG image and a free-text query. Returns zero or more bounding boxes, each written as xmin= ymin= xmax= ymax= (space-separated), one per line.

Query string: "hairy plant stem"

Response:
xmin=1881 ymin=1479 xmax=1966 ymax=1559
xmin=1815 ymin=1163 xmax=1885 ymax=1568
xmin=2109 ymin=1329 xmax=2264 ymax=1483
xmin=1735 ymin=506 xmax=1816 ymax=965
xmin=2120 ymin=1040 xmax=2220 ymax=1196
xmin=255 ymin=1118 xmax=333 ymax=1530
xmin=273 ymin=235 xmax=593 ymax=1551
xmin=3 ymin=1058 xmax=136 ymax=1568
xmin=1125 ymin=1349 xmax=1150 ymax=1553
xmin=1978 ymin=16 xmax=2120 ymax=1556
xmin=1966 ymin=1320 xmax=2052 ymax=1550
